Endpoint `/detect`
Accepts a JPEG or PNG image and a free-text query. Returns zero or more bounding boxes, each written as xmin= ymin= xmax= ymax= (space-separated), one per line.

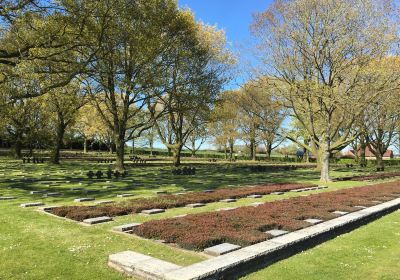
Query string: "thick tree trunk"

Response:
xmin=265 ymin=142 xmax=272 ymax=160
xmin=375 ymin=153 xmax=384 ymax=170
xmin=172 ymin=145 xmax=182 ymax=167
xmin=319 ymin=142 xmax=331 ymax=183
xmin=14 ymin=138 xmax=23 ymax=159
xmin=51 ymin=126 xmax=65 ymax=164
xmin=303 ymin=147 xmax=309 ymax=163
xmin=114 ymin=138 xmax=125 ymax=171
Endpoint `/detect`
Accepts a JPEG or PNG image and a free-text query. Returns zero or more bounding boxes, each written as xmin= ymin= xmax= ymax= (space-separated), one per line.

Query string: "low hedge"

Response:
xmin=133 ymin=181 xmax=400 ymax=250
xmin=50 ymin=183 xmax=314 ymax=221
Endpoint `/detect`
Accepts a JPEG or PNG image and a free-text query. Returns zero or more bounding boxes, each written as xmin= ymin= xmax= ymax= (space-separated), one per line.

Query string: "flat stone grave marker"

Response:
xmin=113 ymin=223 xmax=142 ymax=232
xmin=332 ymin=210 xmax=348 ymax=216
xmin=71 ymin=187 xmax=85 ymax=191
xmin=117 ymin=194 xmax=135 ymax=198
xmin=141 ymin=209 xmax=165 ymax=215
xmin=203 ymin=243 xmax=241 ymax=256
xmin=265 ymin=229 xmax=289 ymax=237
xmin=203 ymin=190 xmax=214 ymax=193
xmin=304 ymin=218 xmax=323 ymax=225
xmin=74 ymin=197 xmax=95 ymax=202
xmin=217 ymin=207 xmax=237 ymax=211
xmin=39 ymin=206 xmax=58 ymax=212
xmin=83 ymin=216 xmax=113 ymax=225
xmin=155 ymin=191 xmax=168 ymax=195
xmin=271 ymin=191 xmax=284 ymax=195
xmin=103 ymin=186 xmax=116 ymax=189
xmin=219 ymin=198 xmax=236 ymax=203
xmin=173 ymin=214 xmax=188 ymax=218
xmin=247 ymin=194 xmax=262 ymax=199
xmin=354 ymin=205 xmax=367 ymax=209
xmin=186 ymin=203 xmax=206 ymax=208
xmin=174 ymin=192 xmax=186 ymax=196
xmin=0 ymin=196 xmax=17 ymax=200
xmin=250 ymin=202 xmax=264 ymax=207
xmin=30 ymin=191 xmax=44 ymax=194
xmin=43 ymin=192 xmax=62 ymax=197
xmin=290 ymin=189 xmax=305 ymax=193
xmin=95 ymin=200 xmax=114 ymax=205
xmin=21 ymin=202 xmax=45 ymax=207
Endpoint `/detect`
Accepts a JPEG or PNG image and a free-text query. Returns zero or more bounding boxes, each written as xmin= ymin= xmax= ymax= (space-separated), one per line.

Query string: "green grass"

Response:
xmin=242 ymin=209 xmax=400 ymax=280
xmin=0 ymin=158 xmax=399 ymax=280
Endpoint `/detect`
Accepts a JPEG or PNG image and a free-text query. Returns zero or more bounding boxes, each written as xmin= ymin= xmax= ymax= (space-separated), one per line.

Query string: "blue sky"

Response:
xmin=178 ymin=0 xmax=272 ymax=88
xmin=178 ymin=0 xmax=271 ymax=48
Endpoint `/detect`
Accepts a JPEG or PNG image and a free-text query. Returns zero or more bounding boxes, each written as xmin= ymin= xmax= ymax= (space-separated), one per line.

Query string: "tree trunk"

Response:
xmin=191 ymin=138 xmax=196 ymax=157
xmin=172 ymin=145 xmax=182 ymax=167
xmin=14 ymin=137 xmax=23 ymax=159
xmin=360 ymin=137 xmax=367 ymax=167
xmin=83 ymin=138 xmax=88 ymax=153
xmin=149 ymin=139 xmax=154 ymax=156
xmin=303 ymin=147 xmax=309 ymax=163
xmin=319 ymin=142 xmax=331 ymax=183
xmin=229 ymin=138 xmax=234 ymax=159
xmin=375 ymin=153 xmax=384 ymax=170
xmin=51 ymin=125 xmax=65 ymax=164
xmin=250 ymin=138 xmax=256 ymax=161
xmin=114 ymin=137 xmax=125 ymax=171
xmin=224 ymin=143 xmax=228 ymax=159
xmin=265 ymin=142 xmax=272 ymax=160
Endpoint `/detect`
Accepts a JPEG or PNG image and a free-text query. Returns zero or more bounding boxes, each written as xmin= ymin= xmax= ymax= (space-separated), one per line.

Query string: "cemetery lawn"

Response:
xmin=0 ymin=159 xmax=399 ymax=279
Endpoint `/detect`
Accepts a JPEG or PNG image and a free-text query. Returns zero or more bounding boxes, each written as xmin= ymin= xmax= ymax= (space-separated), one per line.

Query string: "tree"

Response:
xmin=73 ymin=104 xmax=100 ymax=153
xmin=150 ymin=14 xmax=232 ymax=166
xmin=0 ymin=0 xmax=97 ymax=92
xmin=42 ymin=82 xmax=85 ymax=164
xmin=184 ymin=124 xmax=209 ymax=157
xmin=237 ymin=80 xmax=286 ymax=159
xmin=81 ymin=0 xmax=185 ymax=171
xmin=252 ymin=0 xmax=399 ymax=182
xmin=364 ymin=89 xmax=400 ymax=169
xmin=209 ymin=91 xmax=240 ymax=159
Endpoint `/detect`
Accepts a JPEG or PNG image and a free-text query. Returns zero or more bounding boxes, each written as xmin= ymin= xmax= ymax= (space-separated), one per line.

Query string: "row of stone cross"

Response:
xmin=171 ymin=167 xmax=196 ymax=175
xmin=97 ymin=159 xmax=114 ymax=163
xmin=22 ymin=157 xmax=45 ymax=164
xmin=250 ymin=165 xmax=297 ymax=172
xmin=130 ymin=156 xmax=147 ymax=164
xmin=86 ymin=170 xmax=128 ymax=179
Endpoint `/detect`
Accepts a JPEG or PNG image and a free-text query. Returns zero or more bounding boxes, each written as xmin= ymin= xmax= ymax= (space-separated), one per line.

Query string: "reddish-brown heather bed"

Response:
xmin=132 ymin=181 xmax=400 ymax=250
xmin=336 ymin=171 xmax=400 ymax=181
xmin=50 ymin=183 xmax=314 ymax=221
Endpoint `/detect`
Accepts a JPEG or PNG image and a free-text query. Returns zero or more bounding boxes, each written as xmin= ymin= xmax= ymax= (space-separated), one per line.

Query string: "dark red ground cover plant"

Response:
xmin=335 ymin=171 xmax=400 ymax=181
xmin=132 ymin=181 xmax=400 ymax=250
xmin=50 ymin=183 xmax=314 ymax=221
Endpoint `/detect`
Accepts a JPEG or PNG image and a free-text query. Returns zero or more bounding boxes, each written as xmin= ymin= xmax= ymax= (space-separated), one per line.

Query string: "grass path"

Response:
xmin=242 ymin=209 xmax=400 ymax=280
